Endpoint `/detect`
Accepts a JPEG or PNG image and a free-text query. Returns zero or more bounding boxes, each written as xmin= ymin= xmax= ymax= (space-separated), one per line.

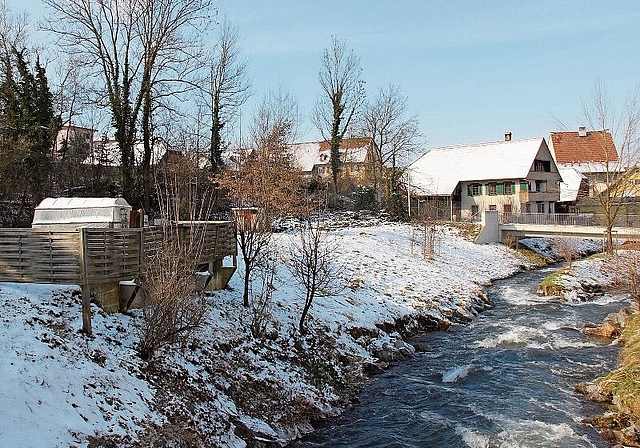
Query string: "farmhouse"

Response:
xmin=287 ymin=137 xmax=380 ymax=192
xmin=407 ymin=135 xmax=562 ymax=220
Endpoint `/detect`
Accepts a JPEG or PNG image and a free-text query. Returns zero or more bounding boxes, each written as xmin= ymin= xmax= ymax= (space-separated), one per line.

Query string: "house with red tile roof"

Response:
xmin=549 ymin=126 xmax=618 ymax=168
xmin=549 ymin=127 xmax=622 ymax=204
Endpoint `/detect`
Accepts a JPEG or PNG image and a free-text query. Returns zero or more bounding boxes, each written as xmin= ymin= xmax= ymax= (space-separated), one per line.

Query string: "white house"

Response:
xmin=407 ymin=135 xmax=562 ymax=220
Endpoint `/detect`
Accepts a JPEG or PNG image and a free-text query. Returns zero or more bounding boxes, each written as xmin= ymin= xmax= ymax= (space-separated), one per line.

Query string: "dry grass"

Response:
xmin=596 ymin=313 xmax=640 ymax=430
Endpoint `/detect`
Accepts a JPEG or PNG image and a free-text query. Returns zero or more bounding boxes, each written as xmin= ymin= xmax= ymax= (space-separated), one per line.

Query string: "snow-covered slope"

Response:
xmin=0 ymin=222 xmax=531 ymax=447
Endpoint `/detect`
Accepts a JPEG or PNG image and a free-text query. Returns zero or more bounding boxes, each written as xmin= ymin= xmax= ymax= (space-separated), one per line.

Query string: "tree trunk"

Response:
xmin=243 ymin=260 xmax=250 ymax=307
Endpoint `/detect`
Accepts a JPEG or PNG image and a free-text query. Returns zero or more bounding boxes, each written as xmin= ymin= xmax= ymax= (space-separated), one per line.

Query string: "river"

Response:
xmin=289 ymin=266 xmax=629 ymax=448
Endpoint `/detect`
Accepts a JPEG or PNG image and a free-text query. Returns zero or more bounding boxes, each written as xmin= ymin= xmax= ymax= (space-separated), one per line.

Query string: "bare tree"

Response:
xmin=249 ymin=256 xmax=277 ymax=339
xmin=137 ymin=167 xmax=214 ymax=360
xmin=312 ymin=37 xmax=366 ymax=195
xmin=218 ymin=89 xmax=301 ymax=307
xmin=610 ymin=250 xmax=640 ymax=307
xmin=577 ymin=81 xmax=640 ymax=254
xmin=43 ymin=0 xmax=212 ymax=206
xmin=202 ymin=18 xmax=251 ymax=173
xmin=553 ymin=237 xmax=581 ymax=268
xmin=287 ymin=213 xmax=342 ymax=333
xmin=361 ymin=84 xmax=420 ymax=217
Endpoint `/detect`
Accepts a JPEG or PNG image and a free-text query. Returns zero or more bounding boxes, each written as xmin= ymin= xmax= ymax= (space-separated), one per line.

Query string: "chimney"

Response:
xmin=504 ymin=132 xmax=512 ymax=142
xmin=578 ymin=126 xmax=587 ymax=137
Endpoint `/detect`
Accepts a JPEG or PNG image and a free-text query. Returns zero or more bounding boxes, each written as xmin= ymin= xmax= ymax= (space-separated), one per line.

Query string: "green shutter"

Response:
xmin=520 ymin=181 xmax=527 ymax=192
xmin=467 ymin=184 xmax=472 ymax=196
xmin=512 ymin=182 xmax=516 ymax=194
xmin=497 ymin=183 xmax=504 ymax=195
xmin=479 ymin=184 xmax=483 ymax=195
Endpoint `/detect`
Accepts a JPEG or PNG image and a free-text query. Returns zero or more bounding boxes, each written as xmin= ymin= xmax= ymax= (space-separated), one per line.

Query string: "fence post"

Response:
xmin=79 ymin=227 xmax=92 ymax=335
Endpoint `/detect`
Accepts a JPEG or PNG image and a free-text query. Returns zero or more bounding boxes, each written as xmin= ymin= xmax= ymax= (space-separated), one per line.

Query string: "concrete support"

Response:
xmin=475 ymin=210 xmax=501 ymax=244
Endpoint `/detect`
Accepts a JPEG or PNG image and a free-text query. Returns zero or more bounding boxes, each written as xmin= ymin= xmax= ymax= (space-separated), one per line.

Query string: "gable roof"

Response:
xmin=408 ymin=137 xmax=548 ymax=196
xmin=549 ymin=129 xmax=618 ymax=164
xmin=288 ymin=138 xmax=373 ymax=172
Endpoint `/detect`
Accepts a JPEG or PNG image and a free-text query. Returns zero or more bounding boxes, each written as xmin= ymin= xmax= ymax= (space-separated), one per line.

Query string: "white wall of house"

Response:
xmin=458 ymin=143 xmax=561 ymax=219
xmin=460 ymin=180 xmax=522 ymax=219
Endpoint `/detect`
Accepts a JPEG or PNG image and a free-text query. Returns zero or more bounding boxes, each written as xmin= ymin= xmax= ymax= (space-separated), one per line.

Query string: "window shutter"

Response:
xmin=467 ymin=184 xmax=472 ymax=196
xmin=497 ymin=183 xmax=504 ymax=195
xmin=512 ymin=182 xmax=516 ymax=194
xmin=479 ymin=184 xmax=483 ymax=195
xmin=520 ymin=181 xmax=527 ymax=192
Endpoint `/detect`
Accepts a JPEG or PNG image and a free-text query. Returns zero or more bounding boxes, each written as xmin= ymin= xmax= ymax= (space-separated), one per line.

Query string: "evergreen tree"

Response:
xmin=0 ymin=48 xmax=58 ymax=226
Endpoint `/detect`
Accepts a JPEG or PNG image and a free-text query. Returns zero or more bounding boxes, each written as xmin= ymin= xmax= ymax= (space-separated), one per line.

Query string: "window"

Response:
xmin=537 ymin=202 xmax=545 ymax=213
xmin=503 ymin=204 xmax=512 ymax=213
xmin=468 ymin=183 xmax=482 ymax=196
xmin=488 ymin=183 xmax=497 ymax=196
xmin=533 ymin=160 xmax=551 ymax=172
xmin=471 ymin=205 xmax=479 ymax=216
xmin=489 ymin=205 xmax=497 ymax=211
xmin=536 ymin=181 xmax=547 ymax=193
xmin=504 ymin=183 xmax=513 ymax=195
xmin=520 ymin=181 xmax=528 ymax=192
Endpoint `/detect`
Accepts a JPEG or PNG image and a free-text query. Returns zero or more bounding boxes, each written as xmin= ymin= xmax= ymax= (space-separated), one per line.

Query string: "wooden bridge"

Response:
xmin=476 ymin=211 xmax=640 ymax=244
xmin=0 ymin=222 xmax=237 ymax=334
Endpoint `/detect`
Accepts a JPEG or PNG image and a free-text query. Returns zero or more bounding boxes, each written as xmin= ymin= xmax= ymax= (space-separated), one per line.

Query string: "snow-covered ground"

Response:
xmin=0 ymin=221 xmax=534 ymax=447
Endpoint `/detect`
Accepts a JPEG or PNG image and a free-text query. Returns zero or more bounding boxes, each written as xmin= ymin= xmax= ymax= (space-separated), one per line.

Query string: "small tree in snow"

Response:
xmin=553 ymin=237 xmax=582 ymax=268
xmin=217 ymin=88 xmax=301 ymax=307
xmin=609 ymin=250 xmax=640 ymax=307
xmin=249 ymin=257 xmax=277 ymax=339
xmin=137 ymin=171 xmax=212 ymax=360
xmin=287 ymin=214 xmax=342 ymax=334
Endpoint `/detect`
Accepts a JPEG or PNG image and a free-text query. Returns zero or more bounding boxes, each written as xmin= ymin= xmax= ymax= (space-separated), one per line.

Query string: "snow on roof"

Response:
xmin=35 ymin=197 xmax=131 ymax=210
xmin=558 ymin=167 xmax=586 ymax=202
xmin=408 ymin=137 xmax=547 ymax=196
xmin=558 ymin=161 xmax=625 ymax=174
xmin=32 ymin=197 xmax=132 ymax=227
xmin=288 ymin=138 xmax=371 ymax=172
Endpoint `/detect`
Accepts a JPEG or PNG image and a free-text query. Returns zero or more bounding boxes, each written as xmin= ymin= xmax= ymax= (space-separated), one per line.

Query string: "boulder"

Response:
xmin=584 ymin=307 xmax=637 ymax=339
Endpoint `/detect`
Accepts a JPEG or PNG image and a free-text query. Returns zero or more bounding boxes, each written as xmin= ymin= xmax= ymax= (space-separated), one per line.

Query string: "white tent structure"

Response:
xmin=32 ymin=197 xmax=132 ymax=229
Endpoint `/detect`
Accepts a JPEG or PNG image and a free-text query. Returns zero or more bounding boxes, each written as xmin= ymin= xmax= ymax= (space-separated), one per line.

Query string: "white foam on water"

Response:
xmin=473 ymin=326 xmax=546 ymax=349
xmin=456 ymin=425 xmax=492 ymax=448
xmin=441 ymin=363 xmax=476 ymax=383
xmin=495 ymin=419 xmax=596 ymax=447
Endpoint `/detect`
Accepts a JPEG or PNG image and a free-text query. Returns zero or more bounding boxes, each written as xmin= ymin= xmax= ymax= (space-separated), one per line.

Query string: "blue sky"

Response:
xmin=17 ymin=0 xmax=640 ymax=150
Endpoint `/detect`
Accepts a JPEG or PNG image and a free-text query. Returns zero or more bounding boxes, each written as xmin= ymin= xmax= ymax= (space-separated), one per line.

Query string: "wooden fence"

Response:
xmin=0 ymin=222 xmax=237 ymax=333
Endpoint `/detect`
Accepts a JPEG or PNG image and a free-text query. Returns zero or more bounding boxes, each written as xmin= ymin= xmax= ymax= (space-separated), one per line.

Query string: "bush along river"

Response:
xmin=288 ymin=265 xmax=630 ymax=448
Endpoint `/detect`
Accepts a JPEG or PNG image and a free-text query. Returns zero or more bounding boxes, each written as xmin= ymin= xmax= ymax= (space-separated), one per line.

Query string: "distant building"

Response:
xmin=549 ymin=127 xmax=621 ymax=198
xmin=85 ymin=136 xmax=171 ymax=167
xmin=408 ymin=135 xmax=562 ymax=220
xmin=53 ymin=125 xmax=95 ymax=161
xmin=287 ymin=137 xmax=380 ymax=192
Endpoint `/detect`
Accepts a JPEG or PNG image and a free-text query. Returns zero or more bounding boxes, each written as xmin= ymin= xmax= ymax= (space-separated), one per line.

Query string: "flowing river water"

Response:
xmin=289 ymin=266 xmax=630 ymax=448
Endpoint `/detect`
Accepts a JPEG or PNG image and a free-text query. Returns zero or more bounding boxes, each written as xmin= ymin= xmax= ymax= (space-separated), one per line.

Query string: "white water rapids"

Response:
xmin=290 ymin=266 xmax=629 ymax=448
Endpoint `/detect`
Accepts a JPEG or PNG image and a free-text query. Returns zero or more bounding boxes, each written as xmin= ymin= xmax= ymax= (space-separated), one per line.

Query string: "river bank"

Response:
xmin=535 ymin=250 xmax=640 ymax=447
xmin=0 ymin=220 xmax=539 ymax=447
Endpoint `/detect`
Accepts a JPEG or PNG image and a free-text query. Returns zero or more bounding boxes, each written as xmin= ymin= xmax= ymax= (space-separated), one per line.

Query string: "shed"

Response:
xmin=32 ymin=197 xmax=132 ymax=229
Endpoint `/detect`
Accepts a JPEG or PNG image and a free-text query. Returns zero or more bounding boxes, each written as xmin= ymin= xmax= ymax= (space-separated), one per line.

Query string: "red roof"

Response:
xmin=550 ymin=130 xmax=618 ymax=164
xmin=318 ymin=137 xmax=372 ymax=151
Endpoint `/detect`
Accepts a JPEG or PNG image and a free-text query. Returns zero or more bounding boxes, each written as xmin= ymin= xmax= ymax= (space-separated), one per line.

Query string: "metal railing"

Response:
xmin=500 ymin=213 xmax=598 ymax=227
